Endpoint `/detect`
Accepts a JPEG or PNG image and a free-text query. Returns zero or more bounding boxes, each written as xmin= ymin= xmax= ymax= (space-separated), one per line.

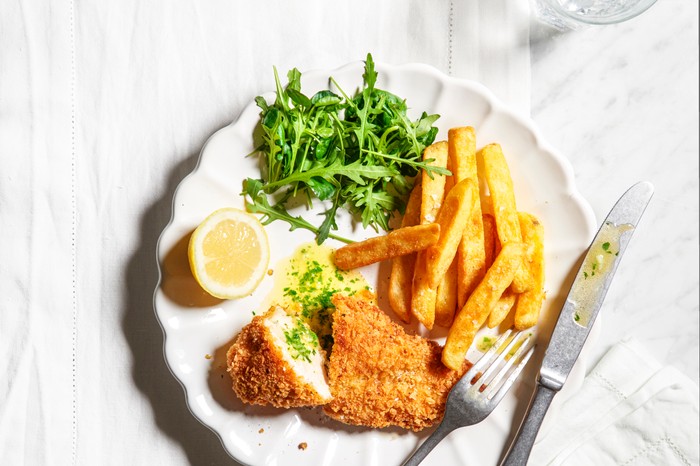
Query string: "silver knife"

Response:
xmin=500 ymin=181 xmax=654 ymax=465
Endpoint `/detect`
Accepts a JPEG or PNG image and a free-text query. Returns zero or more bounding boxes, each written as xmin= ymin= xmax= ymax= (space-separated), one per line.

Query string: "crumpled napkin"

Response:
xmin=530 ymin=338 xmax=699 ymax=465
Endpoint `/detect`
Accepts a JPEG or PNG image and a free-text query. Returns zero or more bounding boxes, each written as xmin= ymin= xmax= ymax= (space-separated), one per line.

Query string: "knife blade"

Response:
xmin=500 ymin=181 xmax=654 ymax=465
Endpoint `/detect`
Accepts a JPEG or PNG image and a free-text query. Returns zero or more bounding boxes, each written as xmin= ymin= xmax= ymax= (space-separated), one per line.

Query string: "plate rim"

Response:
xmin=152 ymin=58 xmax=597 ymax=465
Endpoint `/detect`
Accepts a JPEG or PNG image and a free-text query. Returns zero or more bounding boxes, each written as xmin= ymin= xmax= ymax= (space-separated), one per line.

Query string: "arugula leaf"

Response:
xmin=246 ymin=53 xmax=444 ymax=243
xmin=287 ymin=88 xmax=312 ymax=108
xmin=263 ymin=156 xmax=396 ymax=191
xmin=243 ymin=179 xmax=353 ymax=244
xmin=311 ymin=90 xmax=342 ymax=107
xmin=317 ymin=191 xmax=343 ymax=245
xmin=363 ymin=52 xmax=377 ymax=90
xmin=307 ymin=176 xmax=335 ymax=201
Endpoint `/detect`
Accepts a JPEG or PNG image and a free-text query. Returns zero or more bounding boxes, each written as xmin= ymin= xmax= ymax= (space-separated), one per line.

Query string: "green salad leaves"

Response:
xmin=243 ymin=53 xmax=447 ymax=244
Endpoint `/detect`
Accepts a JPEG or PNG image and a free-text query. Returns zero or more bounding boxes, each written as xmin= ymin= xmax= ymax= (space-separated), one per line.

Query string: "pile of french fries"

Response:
xmin=334 ymin=126 xmax=545 ymax=371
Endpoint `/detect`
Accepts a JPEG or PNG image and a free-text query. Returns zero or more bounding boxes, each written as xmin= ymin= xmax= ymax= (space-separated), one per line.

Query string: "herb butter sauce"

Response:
xmin=569 ymin=221 xmax=633 ymax=326
xmin=262 ymin=242 xmax=370 ymax=352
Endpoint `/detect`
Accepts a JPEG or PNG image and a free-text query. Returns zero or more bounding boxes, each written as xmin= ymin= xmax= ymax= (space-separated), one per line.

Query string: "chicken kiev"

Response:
xmin=226 ymin=305 xmax=331 ymax=408
xmin=324 ymin=292 xmax=469 ymax=431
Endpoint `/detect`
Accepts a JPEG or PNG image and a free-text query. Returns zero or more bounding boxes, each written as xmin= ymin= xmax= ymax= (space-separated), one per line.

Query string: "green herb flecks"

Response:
xmin=243 ymin=53 xmax=447 ymax=244
xmin=283 ymin=318 xmax=320 ymax=363
xmin=601 ymin=241 xmax=619 ymax=256
xmin=477 ymin=336 xmax=496 ymax=352
xmin=281 ymin=245 xmax=365 ymax=353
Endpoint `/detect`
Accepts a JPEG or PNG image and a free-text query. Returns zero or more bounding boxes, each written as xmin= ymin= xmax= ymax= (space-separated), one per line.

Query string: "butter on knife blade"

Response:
xmin=540 ymin=180 xmax=654 ymax=391
xmin=568 ymin=220 xmax=634 ymax=327
xmin=500 ymin=180 xmax=654 ymax=466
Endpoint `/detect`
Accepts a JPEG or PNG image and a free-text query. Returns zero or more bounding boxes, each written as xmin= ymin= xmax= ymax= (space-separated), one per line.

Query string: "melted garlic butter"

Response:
xmin=261 ymin=242 xmax=370 ymax=351
xmin=569 ymin=221 xmax=634 ymax=327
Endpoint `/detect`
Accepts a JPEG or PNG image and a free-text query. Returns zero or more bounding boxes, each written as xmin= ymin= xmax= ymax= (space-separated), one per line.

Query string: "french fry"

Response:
xmin=481 ymin=144 xmax=518 ymax=241
xmin=420 ymin=141 xmax=449 ymax=225
xmin=481 ymin=143 xmax=533 ymax=293
xmin=435 ymin=257 xmax=458 ymax=327
xmin=388 ymin=183 xmax=423 ymax=322
xmin=411 ymin=252 xmax=438 ymax=329
xmin=485 ymin=214 xmax=516 ymax=329
xmin=334 ymin=223 xmax=440 ymax=271
xmin=443 ymin=157 xmax=455 ymax=197
xmin=484 ymin=214 xmax=518 ymax=328
xmin=456 ymin=213 xmax=486 ymax=308
xmin=514 ymin=212 xmax=545 ymax=330
xmin=426 ymin=178 xmax=476 ymax=289
xmin=476 ymin=158 xmax=494 ymax=217
xmin=389 ymin=253 xmax=417 ymax=323
xmin=411 ymin=141 xmax=449 ymax=329
xmin=442 ymin=242 xmax=525 ymax=370
xmin=487 ymin=288 xmax=517 ymax=329
xmin=448 ymin=127 xmax=474 ymax=182
xmin=435 ymin=163 xmax=457 ymax=327
xmin=449 ymin=127 xmax=486 ymax=310
xmin=482 ymin=213 xmax=497 ymax=270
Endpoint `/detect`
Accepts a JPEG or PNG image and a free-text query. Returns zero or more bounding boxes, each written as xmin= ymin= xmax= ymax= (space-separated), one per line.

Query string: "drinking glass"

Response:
xmin=534 ymin=0 xmax=658 ymax=29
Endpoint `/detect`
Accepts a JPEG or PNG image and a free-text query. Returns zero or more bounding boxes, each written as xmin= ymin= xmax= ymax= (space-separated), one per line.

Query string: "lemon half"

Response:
xmin=188 ymin=208 xmax=270 ymax=299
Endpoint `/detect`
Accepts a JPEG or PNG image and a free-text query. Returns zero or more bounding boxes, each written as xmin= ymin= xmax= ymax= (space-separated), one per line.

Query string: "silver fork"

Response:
xmin=402 ymin=329 xmax=536 ymax=466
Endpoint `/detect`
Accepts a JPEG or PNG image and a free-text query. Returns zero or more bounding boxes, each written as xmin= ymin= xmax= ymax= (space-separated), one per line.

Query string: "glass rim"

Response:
xmin=539 ymin=0 xmax=658 ymax=25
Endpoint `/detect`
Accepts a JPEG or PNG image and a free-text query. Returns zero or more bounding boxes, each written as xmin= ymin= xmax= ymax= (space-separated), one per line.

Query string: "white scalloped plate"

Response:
xmin=154 ymin=60 xmax=597 ymax=466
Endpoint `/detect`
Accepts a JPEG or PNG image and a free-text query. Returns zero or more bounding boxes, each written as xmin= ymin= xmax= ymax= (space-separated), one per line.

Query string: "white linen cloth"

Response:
xmin=0 ymin=1 xmax=530 ymax=465
xmin=531 ymin=338 xmax=700 ymax=465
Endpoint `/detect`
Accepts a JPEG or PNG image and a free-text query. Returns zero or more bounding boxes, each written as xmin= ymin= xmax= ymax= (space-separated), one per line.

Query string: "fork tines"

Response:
xmin=465 ymin=329 xmax=535 ymax=402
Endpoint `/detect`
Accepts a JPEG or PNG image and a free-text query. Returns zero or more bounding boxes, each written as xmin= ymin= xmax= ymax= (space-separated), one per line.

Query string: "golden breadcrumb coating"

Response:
xmin=323 ymin=292 xmax=469 ymax=431
xmin=226 ymin=308 xmax=330 ymax=408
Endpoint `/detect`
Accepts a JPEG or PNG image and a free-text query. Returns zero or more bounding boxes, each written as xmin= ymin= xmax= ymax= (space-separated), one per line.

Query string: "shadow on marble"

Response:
xmin=529 ymin=16 xmax=570 ymax=46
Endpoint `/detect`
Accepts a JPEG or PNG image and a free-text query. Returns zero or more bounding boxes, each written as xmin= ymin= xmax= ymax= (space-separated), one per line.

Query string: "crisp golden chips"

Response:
xmin=435 ymin=257 xmax=459 ymax=328
xmin=420 ymin=141 xmax=449 ymax=224
xmin=442 ymin=242 xmax=525 ymax=370
xmin=481 ymin=143 xmax=533 ymax=294
xmin=388 ymin=183 xmax=423 ymax=322
xmin=449 ymin=127 xmax=486 ymax=309
xmin=334 ymin=223 xmax=440 ymax=271
xmin=339 ymin=126 xmax=546 ymax=366
xmin=514 ymin=212 xmax=545 ymax=330
xmin=411 ymin=252 xmax=439 ymax=329
xmin=425 ymin=178 xmax=475 ymax=289
xmin=410 ymin=141 xmax=449 ymax=329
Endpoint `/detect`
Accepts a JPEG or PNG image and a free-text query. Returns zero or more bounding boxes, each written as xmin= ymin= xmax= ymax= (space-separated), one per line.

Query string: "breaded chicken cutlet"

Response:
xmin=226 ymin=292 xmax=468 ymax=430
xmin=226 ymin=306 xmax=332 ymax=408
xmin=323 ymin=292 xmax=469 ymax=431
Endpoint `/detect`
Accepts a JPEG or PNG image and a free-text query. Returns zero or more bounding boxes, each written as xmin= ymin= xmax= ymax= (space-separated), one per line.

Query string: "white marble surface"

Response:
xmin=530 ymin=0 xmax=699 ymax=383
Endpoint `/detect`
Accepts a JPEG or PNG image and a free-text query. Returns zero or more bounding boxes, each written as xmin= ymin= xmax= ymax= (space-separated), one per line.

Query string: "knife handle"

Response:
xmin=499 ymin=383 xmax=557 ymax=466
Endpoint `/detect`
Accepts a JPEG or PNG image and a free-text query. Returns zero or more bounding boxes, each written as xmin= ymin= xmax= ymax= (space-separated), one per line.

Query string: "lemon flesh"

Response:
xmin=188 ymin=208 xmax=270 ymax=299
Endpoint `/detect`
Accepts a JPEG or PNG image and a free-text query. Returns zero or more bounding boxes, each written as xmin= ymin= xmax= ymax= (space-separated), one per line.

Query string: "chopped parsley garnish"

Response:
xmin=283 ymin=318 xmax=320 ymax=363
xmin=281 ymin=246 xmax=365 ymax=353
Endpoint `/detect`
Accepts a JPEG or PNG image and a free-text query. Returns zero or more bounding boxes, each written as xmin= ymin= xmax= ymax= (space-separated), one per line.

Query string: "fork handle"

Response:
xmin=402 ymin=421 xmax=453 ymax=466
xmin=499 ymin=383 xmax=557 ymax=466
